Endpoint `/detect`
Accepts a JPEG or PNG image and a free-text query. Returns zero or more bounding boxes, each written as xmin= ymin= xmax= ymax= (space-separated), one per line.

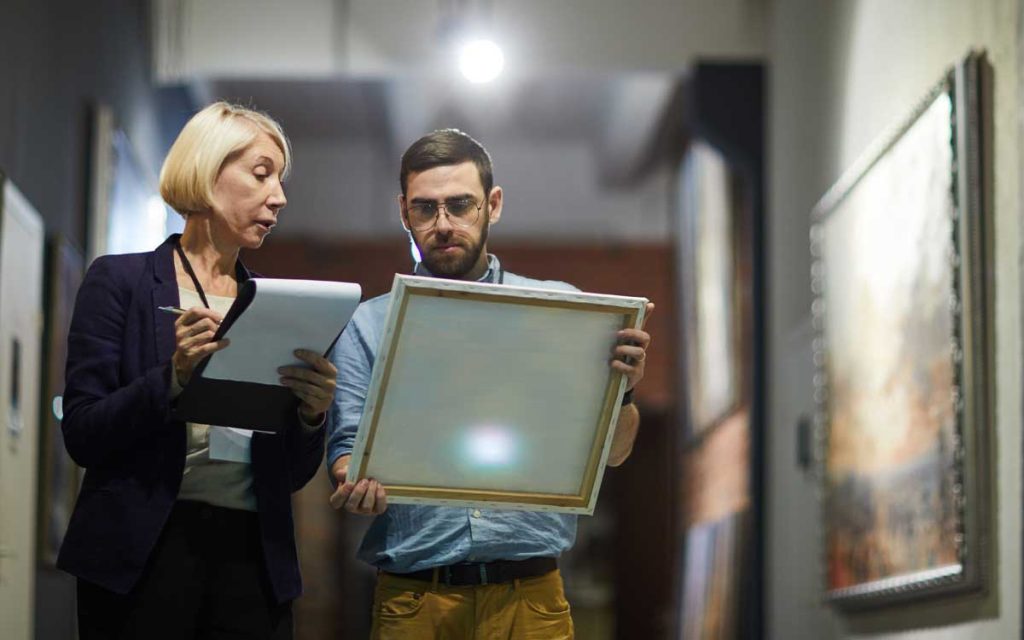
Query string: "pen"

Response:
xmin=157 ymin=306 xmax=186 ymax=316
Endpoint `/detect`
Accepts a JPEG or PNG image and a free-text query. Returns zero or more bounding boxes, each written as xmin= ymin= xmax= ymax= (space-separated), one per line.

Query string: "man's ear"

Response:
xmin=487 ymin=186 xmax=503 ymax=225
xmin=397 ymin=194 xmax=411 ymax=231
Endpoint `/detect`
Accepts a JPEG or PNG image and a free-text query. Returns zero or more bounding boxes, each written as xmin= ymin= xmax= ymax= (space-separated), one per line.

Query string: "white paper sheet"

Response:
xmin=202 ymin=278 xmax=361 ymax=386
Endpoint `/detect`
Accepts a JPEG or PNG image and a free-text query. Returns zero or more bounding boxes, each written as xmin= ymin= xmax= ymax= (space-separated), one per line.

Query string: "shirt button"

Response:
xmin=472 ymin=509 xmax=482 ymax=518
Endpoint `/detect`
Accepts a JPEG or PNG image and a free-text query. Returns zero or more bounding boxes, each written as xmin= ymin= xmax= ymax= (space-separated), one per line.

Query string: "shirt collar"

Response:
xmin=414 ymin=254 xmax=502 ymax=284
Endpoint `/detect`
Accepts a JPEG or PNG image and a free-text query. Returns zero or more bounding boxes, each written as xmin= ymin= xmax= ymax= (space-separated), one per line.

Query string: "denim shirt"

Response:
xmin=326 ymin=255 xmax=580 ymax=572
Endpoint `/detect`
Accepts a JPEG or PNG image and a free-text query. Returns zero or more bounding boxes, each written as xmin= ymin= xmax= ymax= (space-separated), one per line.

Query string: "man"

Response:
xmin=326 ymin=129 xmax=653 ymax=639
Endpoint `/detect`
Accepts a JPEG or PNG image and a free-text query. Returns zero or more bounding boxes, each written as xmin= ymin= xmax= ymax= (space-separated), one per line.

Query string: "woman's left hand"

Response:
xmin=278 ymin=349 xmax=338 ymax=425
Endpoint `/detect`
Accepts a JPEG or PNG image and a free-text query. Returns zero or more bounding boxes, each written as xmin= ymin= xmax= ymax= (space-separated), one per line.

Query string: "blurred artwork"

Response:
xmin=822 ymin=92 xmax=956 ymax=593
xmin=38 ymin=236 xmax=85 ymax=565
xmin=87 ymin=104 xmax=181 ymax=262
xmin=678 ymin=510 xmax=745 ymax=640
xmin=678 ymin=143 xmax=739 ymax=439
xmin=814 ymin=52 xmax=989 ymax=607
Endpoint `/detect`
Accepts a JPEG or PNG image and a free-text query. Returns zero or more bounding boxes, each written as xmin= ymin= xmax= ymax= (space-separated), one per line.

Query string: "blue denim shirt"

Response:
xmin=326 ymin=255 xmax=580 ymax=573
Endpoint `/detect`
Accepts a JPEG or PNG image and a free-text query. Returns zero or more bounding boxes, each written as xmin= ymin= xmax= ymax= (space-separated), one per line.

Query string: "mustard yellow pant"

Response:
xmin=370 ymin=568 xmax=575 ymax=640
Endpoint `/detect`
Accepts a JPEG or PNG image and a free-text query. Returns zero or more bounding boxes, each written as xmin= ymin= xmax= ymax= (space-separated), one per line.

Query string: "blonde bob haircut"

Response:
xmin=159 ymin=101 xmax=291 ymax=216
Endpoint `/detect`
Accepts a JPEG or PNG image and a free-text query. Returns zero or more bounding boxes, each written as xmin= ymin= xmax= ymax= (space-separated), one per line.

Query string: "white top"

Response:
xmin=173 ymin=287 xmax=257 ymax=512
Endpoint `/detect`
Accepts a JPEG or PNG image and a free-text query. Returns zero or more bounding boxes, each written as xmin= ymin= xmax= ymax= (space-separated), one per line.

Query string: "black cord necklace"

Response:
xmin=174 ymin=239 xmax=211 ymax=309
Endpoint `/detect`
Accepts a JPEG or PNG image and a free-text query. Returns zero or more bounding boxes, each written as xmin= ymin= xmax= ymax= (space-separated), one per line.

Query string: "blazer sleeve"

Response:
xmin=62 ymin=256 xmax=175 ymax=468
xmin=284 ymin=418 xmax=326 ymax=493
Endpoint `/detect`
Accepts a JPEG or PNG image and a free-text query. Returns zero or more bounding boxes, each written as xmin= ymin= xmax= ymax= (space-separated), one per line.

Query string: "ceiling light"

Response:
xmin=458 ymin=39 xmax=505 ymax=83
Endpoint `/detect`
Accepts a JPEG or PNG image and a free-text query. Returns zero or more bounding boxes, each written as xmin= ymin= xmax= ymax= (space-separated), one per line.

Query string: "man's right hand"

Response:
xmin=329 ymin=454 xmax=388 ymax=515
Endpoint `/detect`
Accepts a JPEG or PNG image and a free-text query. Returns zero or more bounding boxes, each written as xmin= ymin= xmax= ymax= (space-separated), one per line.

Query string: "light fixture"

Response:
xmin=458 ymin=39 xmax=505 ymax=83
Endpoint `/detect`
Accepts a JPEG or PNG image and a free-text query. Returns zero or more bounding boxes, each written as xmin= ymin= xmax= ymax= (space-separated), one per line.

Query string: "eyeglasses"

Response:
xmin=404 ymin=197 xmax=484 ymax=231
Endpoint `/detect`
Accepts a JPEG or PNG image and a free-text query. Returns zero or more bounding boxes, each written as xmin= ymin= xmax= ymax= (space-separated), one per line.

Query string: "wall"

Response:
xmin=155 ymin=0 xmax=766 ymax=80
xmin=243 ymin=237 xmax=680 ymax=639
xmin=277 ymin=134 xmax=676 ymax=242
xmin=767 ymin=1 xmax=1019 ymax=638
xmin=0 ymin=1 xmax=168 ymax=247
xmin=0 ymin=3 xmax=170 ymax=639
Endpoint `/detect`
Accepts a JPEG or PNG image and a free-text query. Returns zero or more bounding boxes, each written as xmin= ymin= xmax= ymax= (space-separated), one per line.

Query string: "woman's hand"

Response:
xmin=278 ymin=349 xmax=338 ymax=425
xmin=172 ymin=307 xmax=229 ymax=386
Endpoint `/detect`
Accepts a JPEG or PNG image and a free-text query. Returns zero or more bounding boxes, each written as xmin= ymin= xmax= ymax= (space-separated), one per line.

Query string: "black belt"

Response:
xmin=387 ymin=557 xmax=557 ymax=587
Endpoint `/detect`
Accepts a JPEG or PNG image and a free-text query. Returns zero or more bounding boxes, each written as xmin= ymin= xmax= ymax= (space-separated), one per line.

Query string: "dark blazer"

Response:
xmin=57 ymin=235 xmax=324 ymax=603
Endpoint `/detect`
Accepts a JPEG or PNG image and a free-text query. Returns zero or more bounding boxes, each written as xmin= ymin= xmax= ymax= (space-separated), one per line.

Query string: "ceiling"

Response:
xmin=152 ymin=0 xmax=764 ymax=239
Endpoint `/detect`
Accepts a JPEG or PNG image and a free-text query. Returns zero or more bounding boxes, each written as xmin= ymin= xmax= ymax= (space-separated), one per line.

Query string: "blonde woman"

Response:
xmin=59 ymin=102 xmax=334 ymax=639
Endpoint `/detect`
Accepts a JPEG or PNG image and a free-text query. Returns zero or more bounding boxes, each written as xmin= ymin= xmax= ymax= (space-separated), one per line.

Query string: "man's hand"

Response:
xmin=610 ymin=302 xmax=654 ymax=392
xmin=329 ymin=455 xmax=388 ymax=515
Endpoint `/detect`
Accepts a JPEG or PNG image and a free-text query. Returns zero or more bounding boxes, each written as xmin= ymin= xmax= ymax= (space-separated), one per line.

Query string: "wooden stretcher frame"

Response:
xmin=348 ymin=274 xmax=647 ymax=515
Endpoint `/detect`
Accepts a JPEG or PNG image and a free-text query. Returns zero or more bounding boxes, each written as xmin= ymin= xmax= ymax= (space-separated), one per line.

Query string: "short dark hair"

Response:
xmin=400 ymin=129 xmax=493 ymax=197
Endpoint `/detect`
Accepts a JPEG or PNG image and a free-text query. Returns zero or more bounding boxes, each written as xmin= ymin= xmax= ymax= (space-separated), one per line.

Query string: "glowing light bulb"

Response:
xmin=458 ymin=39 xmax=505 ymax=83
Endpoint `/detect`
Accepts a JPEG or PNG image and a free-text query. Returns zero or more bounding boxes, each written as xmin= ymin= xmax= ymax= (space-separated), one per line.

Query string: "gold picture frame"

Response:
xmin=812 ymin=51 xmax=990 ymax=608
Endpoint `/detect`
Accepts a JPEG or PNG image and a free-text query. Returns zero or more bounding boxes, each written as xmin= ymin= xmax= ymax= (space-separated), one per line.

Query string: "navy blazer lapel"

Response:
xmin=153 ymin=235 xmax=180 ymax=366
xmin=151 ymin=235 xmax=254 ymax=366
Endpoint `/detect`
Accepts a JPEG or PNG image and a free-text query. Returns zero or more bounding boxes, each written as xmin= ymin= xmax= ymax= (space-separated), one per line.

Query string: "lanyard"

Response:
xmin=174 ymin=239 xmax=211 ymax=309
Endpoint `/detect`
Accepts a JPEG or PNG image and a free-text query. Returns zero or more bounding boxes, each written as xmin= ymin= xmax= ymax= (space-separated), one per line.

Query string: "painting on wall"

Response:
xmin=677 ymin=509 xmax=747 ymax=639
xmin=87 ymin=104 xmax=180 ymax=263
xmin=811 ymin=52 xmax=989 ymax=607
xmin=677 ymin=142 xmax=742 ymax=441
xmin=37 ymin=235 xmax=85 ymax=566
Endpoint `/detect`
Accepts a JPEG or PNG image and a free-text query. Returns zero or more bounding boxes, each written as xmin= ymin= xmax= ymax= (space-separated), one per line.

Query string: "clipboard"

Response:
xmin=173 ymin=277 xmax=361 ymax=432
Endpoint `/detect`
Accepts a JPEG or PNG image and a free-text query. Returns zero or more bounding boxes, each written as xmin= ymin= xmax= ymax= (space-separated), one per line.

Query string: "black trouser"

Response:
xmin=77 ymin=501 xmax=292 ymax=640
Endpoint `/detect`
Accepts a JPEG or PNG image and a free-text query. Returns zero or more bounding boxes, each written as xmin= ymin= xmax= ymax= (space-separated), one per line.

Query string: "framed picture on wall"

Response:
xmin=677 ymin=142 xmax=745 ymax=441
xmin=677 ymin=509 xmax=748 ymax=639
xmin=811 ymin=51 xmax=990 ymax=608
xmin=87 ymin=103 xmax=179 ymax=263
xmin=37 ymin=235 xmax=85 ymax=566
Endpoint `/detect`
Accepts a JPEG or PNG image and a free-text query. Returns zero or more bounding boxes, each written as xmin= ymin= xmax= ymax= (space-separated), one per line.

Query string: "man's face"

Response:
xmin=400 ymin=161 xmax=502 ymax=280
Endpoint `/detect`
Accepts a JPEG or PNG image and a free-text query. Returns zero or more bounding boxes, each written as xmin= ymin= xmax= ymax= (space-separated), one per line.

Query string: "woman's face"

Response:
xmin=208 ymin=130 xmax=287 ymax=249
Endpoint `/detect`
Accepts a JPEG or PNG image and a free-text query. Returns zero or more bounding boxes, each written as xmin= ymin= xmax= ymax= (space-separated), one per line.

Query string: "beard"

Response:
xmin=417 ymin=217 xmax=490 ymax=280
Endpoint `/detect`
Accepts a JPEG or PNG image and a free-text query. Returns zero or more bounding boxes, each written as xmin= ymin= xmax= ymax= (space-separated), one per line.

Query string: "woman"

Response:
xmin=58 ymin=102 xmax=335 ymax=639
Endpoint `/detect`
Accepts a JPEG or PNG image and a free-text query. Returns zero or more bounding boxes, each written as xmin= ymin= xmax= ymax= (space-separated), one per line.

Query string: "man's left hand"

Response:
xmin=610 ymin=302 xmax=654 ymax=392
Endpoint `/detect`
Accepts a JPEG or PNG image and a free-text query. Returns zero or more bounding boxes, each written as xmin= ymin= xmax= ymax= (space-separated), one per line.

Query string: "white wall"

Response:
xmin=154 ymin=0 xmax=766 ymax=81
xmin=278 ymin=135 xmax=675 ymax=243
xmin=767 ymin=1 xmax=1020 ymax=638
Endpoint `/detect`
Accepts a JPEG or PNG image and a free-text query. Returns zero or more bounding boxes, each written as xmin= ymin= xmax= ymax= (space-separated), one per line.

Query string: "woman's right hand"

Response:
xmin=172 ymin=307 xmax=230 ymax=386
